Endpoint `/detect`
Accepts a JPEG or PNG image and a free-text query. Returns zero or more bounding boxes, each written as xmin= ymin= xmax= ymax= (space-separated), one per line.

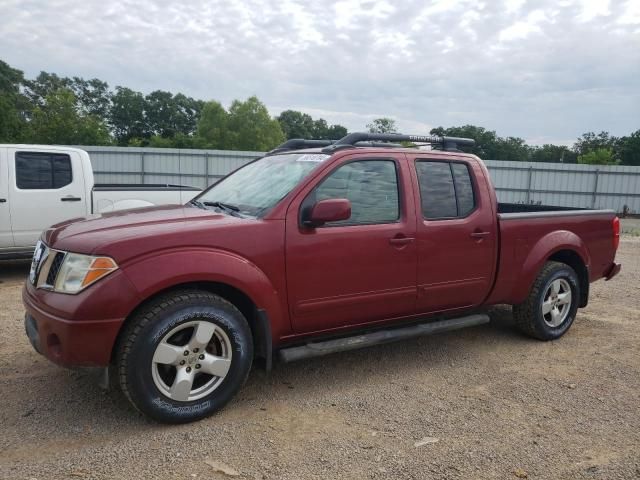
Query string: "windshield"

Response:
xmin=194 ymin=153 xmax=330 ymax=217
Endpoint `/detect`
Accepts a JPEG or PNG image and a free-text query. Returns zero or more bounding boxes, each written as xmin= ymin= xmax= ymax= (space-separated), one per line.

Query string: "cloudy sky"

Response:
xmin=1 ymin=0 xmax=638 ymax=145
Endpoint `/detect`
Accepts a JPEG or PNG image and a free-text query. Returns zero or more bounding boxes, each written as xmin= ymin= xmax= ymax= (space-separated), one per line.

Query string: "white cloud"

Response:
xmin=0 ymin=0 xmax=638 ymax=143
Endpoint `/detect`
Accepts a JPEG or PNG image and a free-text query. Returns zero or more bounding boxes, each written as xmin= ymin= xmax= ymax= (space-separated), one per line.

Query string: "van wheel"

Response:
xmin=116 ymin=290 xmax=253 ymax=424
xmin=513 ymin=261 xmax=580 ymax=341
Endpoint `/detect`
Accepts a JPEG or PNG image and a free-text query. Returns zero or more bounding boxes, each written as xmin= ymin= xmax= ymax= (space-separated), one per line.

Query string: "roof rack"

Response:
xmin=268 ymin=139 xmax=335 ymax=154
xmin=267 ymin=133 xmax=475 ymax=155
xmin=322 ymin=132 xmax=475 ymax=153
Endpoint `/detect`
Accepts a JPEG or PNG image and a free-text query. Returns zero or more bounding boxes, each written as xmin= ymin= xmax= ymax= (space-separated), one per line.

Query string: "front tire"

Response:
xmin=513 ymin=261 xmax=580 ymax=341
xmin=116 ymin=290 xmax=253 ymax=424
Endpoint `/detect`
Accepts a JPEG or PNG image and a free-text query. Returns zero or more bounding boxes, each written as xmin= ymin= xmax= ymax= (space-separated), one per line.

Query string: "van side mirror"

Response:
xmin=305 ymin=198 xmax=351 ymax=227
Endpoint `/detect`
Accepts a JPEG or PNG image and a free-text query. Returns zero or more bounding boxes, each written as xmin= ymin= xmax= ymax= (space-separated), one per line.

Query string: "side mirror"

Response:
xmin=306 ymin=198 xmax=351 ymax=227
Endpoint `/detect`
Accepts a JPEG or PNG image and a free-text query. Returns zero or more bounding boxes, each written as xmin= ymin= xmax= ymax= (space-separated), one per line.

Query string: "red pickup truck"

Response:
xmin=23 ymin=133 xmax=621 ymax=423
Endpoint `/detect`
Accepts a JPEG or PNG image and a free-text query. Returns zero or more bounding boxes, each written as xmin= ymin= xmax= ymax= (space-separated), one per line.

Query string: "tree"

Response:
xmin=69 ymin=77 xmax=111 ymax=117
xmin=616 ymin=130 xmax=640 ymax=166
xmin=493 ymin=136 xmax=531 ymax=162
xmin=29 ymin=89 xmax=111 ymax=145
xmin=573 ymin=131 xmax=617 ymax=156
xmin=225 ymin=96 xmax=285 ymax=151
xmin=430 ymin=125 xmax=499 ymax=158
xmin=145 ymin=90 xmax=202 ymax=138
xmin=109 ymin=87 xmax=149 ymax=145
xmin=23 ymin=71 xmax=71 ymax=108
xmin=0 ymin=60 xmax=29 ymax=142
xmin=530 ymin=144 xmax=577 ymax=163
xmin=327 ymin=124 xmax=348 ymax=139
xmin=196 ymin=101 xmax=228 ymax=149
xmin=577 ymin=148 xmax=619 ymax=165
xmin=277 ymin=110 xmax=315 ymax=139
xmin=367 ymin=117 xmax=397 ymax=134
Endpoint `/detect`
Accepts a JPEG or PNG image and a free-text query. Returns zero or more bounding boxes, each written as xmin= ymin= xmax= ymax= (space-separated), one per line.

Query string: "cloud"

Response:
xmin=0 ymin=0 xmax=638 ymax=144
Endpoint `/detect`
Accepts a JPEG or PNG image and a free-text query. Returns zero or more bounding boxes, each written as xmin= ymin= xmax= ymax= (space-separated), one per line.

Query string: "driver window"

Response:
xmin=311 ymin=160 xmax=399 ymax=226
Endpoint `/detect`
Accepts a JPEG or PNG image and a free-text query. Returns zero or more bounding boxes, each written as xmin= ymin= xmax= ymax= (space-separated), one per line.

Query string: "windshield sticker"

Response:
xmin=296 ymin=154 xmax=330 ymax=163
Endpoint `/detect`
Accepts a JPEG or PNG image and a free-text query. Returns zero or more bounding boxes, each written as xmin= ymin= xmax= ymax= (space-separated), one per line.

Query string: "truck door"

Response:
xmin=0 ymin=148 xmax=14 ymax=248
xmin=285 ymin=153 xmax=418 ymax=333
xmin=8 ymin=148 xmax=87 ymax=248
xmin=409 ymin=156 xmax=497 ymax=313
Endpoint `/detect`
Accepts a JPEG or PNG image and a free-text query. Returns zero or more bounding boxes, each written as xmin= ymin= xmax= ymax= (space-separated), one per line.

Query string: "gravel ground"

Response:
xmin=0 ymin=238 xmax=638 ymax=480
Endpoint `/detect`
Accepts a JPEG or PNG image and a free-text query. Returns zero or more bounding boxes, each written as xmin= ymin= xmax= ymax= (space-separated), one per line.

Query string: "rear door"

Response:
xmin=8 ymin=148 xmax=88 ymax=247
xmin=409 ymin=155 xmax=497 ymax=313
xmin=285 ymin=153 xmax=418 ymax=333
xmin=0 ymin=148 xmax=14 ymax=248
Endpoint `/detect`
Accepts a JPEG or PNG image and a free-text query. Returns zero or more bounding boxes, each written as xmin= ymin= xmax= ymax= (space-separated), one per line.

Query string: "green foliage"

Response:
xmin=573 ymin=131 xmax=617 ymax=156
xmin=577 ymin=148 xmax=619 ymax=165
xmin=367 ymin=117 xmax=397 ymax=134
xmin=28 ymin=89 xmax=111 ymax=145
xmin=616 ymin=130 xmax=640 ymax=166
xmin=1 ymin=58 xmax=639 ymax=162
xmin=145 ymin=90 xmax=202 ymax=138
xmin=0 ymin=60 xmax=29 ymax=142
xmin=110 ymin=87 xmax=148 ymax=145
xmin=430 ymin=125 xmax=502 ymax=158
xmin=225 ymin=96 xmax=285 ymax=151
xmin=277 ymin=110 xmax=315 ymax=139
xmin=326 ymin=124 xmax=348 ymax=139
xmin=276 ymin=110 xmax=348 ymax=140
xmin=530 ymin=144 xmax=577 ymax=163
xmin=197 ymin=101 xmax=229 ymax=149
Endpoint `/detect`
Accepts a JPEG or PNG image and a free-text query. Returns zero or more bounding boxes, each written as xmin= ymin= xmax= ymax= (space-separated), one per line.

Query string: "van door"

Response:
xmin=0 ymin=148 xmax=14 ymax=248
xmin=8 ymin=148 xmax=87 ymax=248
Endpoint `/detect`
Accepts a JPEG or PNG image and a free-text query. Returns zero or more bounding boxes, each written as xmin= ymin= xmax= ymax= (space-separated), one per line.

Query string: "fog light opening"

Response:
xmin=47 ymin=333 xmax=62 ymax=358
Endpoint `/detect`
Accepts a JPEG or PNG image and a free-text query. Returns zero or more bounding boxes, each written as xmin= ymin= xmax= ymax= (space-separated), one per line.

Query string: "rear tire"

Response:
xmin=513 ymin=261 xmax=580 ymax=341
xmin=116 ymin=290 xmax=253 ymax=424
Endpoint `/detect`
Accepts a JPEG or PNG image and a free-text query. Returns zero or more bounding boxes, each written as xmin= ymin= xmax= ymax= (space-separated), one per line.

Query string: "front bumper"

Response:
xmin=23 ymin=294 xmax=122 ymax=367
xmin=604 ymin=262 xmax=622 ymax=281
xmin=22 ymin=270 xmax=139 ymax=367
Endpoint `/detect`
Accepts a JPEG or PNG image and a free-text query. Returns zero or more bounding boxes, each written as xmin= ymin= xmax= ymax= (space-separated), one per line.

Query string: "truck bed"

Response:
xmin=497 ymin=202 xmax=587 ymax=214
xmin=488 ymin=205 xmax=617 ymax=307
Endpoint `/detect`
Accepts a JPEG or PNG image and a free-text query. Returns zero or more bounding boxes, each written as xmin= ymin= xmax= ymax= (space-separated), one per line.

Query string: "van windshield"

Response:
xmin=193 ymin=153 xmax=330 ymax=217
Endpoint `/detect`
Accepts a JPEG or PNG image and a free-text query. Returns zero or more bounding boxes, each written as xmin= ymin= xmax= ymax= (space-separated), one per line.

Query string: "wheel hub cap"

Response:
xmin=150 ymin=320 xmax=233 ymax=402
xmin=542 ymin=278 xmax=572 ymax=328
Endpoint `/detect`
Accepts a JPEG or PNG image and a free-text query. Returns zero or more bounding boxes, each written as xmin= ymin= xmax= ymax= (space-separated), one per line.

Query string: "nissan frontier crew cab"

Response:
xmin=23 ymin=132 xmax=622 ymax=424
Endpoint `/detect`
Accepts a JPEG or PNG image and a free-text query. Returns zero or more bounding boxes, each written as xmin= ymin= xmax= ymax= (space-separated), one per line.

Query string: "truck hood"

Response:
xmin=44 ymin=204 xmax=248 ymax=260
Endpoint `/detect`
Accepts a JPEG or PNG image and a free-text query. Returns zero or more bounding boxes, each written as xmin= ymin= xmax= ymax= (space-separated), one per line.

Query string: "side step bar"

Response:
xmin=279 ymin=313 xmax=490 ymax=363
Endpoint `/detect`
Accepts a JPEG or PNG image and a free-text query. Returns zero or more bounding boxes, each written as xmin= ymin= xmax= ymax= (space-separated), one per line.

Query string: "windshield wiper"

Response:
xmin=202 ymin=201 xmax=242 ymax=216
xmin=188 ymin=199 xmax=206 ymax=209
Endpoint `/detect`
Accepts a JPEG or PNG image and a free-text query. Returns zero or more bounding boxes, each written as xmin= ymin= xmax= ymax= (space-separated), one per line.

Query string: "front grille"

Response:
xmin=46 ymin=252 xmax=66 ymax=286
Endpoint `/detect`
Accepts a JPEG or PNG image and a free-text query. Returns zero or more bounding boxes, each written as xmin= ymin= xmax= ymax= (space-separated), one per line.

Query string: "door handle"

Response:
xmin=0 ymin=198 xmax=6 ymax=203
xmin=470 ymin=231 xmax=490 ymax=239
xmin=389 ymin=236 xmax=415 ymax=246
xmin=61 ymin=196 xmax=81 ymax=202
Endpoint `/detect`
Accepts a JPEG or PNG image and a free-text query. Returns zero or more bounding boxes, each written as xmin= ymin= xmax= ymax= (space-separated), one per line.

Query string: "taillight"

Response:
xmin=613 ymin=216 xmax=620 ymax=250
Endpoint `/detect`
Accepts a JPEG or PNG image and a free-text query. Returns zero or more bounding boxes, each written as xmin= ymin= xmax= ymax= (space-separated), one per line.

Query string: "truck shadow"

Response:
xmin=6 ymin=306 xmax=527 ymax=435
xmin=0 ymin=260 xmax=30 ymax=283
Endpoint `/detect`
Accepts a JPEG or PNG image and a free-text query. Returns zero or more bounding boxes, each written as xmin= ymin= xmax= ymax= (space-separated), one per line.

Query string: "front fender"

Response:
xmin=512 ymin=230 xmax=590 ymax=304
xmin=120 ymin=248 xmax=287 ymax=337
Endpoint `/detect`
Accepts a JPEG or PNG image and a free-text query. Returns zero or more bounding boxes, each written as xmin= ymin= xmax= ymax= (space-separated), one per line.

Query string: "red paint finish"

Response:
xmin=406 ymin=153 xmax=498 ymax=313
xmin=22 ymin=147 xmax=621 ymax=368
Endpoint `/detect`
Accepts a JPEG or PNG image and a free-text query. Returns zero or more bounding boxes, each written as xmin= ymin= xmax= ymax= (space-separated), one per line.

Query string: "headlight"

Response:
xmin=53 ymin=253 xmax=118 ymax=294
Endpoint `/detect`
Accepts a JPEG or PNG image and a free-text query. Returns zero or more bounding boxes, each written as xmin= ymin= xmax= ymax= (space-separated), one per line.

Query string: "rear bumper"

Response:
xmin=604 ymin=262 xmax=622 ymax=281
xmin=23 ymin=286 xmax=124 ymax=368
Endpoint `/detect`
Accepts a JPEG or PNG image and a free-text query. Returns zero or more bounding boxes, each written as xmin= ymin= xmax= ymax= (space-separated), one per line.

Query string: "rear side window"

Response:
xmin=312 ymin=160 xmax=399 ymax=226
xmin=15 ymin=152 xmax=72 ymax=190
xmin=416 ymin=161 xmax=476 ymax=219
